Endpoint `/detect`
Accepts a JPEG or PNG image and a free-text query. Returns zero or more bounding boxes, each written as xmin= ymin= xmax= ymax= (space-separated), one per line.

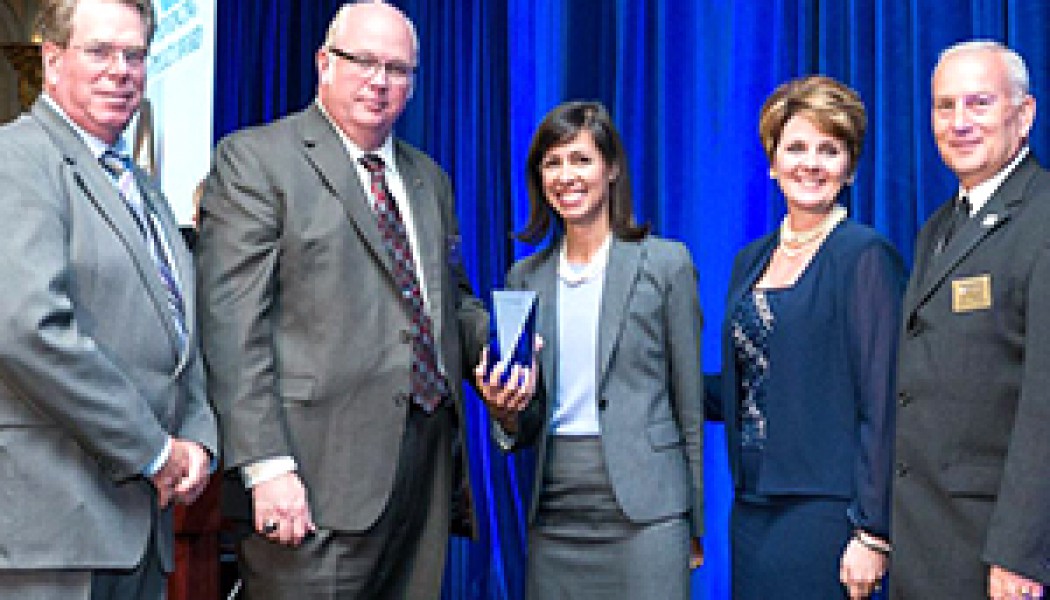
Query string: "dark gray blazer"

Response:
xmin=505 ymin=236 xmax=704 ymax=537
xmin=197 ymin=104 xmax=488 ymax=534
xmin=893 ymin=153 xmax=1050 ymax=598
xmin=0 ymin=99 xmax=218 ymax=571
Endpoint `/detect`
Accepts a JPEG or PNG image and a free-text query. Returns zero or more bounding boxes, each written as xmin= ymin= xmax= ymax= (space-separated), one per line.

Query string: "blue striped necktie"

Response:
xmin=99 ymin=150 xmax=187 ymax=344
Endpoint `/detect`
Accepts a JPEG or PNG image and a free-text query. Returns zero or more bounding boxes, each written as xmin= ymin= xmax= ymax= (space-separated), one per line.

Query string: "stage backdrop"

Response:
xmin=212 ymin=1 xmax=1050 ymax=598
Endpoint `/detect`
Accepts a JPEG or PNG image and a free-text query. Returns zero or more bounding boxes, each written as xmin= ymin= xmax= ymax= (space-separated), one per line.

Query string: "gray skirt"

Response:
xmin=527 ymin=435 xmax=690 ymax=600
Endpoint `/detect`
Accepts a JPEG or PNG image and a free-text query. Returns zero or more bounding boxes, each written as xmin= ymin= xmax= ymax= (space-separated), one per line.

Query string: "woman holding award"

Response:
xmin=475 ymin=101 xmax=704 ymax=599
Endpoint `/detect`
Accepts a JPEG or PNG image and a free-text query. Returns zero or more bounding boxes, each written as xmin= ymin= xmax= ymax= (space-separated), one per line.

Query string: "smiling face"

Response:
xmin=42 ymin=0 xmax=148 ymax=145
xmin=771 ymin=114 xmax=851 ymax=215
xmin=540 ymin=130 xmax=618 ymax=231
xmin=931 ymin=49 xmax=1035 ymax=189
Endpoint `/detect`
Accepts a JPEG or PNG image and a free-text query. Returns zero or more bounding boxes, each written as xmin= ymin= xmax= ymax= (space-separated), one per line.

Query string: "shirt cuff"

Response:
xmin=142 ymin=436 xmax=171 ymax=477
xmin=241 ymin=456 xmax=297 ymax=488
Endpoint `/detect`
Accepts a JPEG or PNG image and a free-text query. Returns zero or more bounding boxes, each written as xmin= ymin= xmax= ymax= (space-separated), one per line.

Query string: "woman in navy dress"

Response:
xmin=712 ymin=75 xmax=905 ymax=599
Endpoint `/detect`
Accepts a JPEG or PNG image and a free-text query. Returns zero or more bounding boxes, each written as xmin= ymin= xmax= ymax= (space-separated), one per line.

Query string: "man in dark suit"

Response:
xmin=893 ymin=40 xmax=1050 ymax=600
xmin=0 ymin=0 xmax=219 ymax=598
xmin=196 ymin=2 xmax=507 ymax=598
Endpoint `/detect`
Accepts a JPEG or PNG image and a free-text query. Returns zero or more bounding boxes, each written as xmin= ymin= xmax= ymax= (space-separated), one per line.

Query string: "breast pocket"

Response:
xmin=941 ymin=463 xmax=1001 ymax=498
xmin=647 ymin=419 xmax=683 ymax=450
xmin=280 ymin=376 xmax=316 ymax=406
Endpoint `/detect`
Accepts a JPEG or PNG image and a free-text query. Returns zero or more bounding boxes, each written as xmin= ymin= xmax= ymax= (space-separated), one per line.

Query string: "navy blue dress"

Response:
xmin=716 ymin=219 xmax=905 ymax=599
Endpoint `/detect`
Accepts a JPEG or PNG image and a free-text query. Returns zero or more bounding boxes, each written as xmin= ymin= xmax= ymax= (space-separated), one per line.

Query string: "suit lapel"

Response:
xmin=595 ymin=238 xmax=641 ymax=392
xmin=32 ymin=100 xmax=186 ymax=359
xmin=911 ymin=156 xmax=1037 ymax=311
xmin=297 ymin=106 xmax=396 ymax=279
xmin=396 ymin=143 xmax=445 ymax=335
xmin=530 ymin=249 xmax=560 ymax=410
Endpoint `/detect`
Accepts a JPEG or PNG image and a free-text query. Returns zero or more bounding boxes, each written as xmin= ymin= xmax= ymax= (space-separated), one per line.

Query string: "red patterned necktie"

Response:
xmin=360 ymin=153 xmax=447 ymax=412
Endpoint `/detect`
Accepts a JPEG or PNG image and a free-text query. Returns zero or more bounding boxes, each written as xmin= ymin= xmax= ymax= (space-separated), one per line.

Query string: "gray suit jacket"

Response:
xmin=197 ymin=104 xmax=488 ymax=534
xmin=0 ymin=99 xmax=218 ymax=571
xmin=893 ymin=153 xmax=1050 ymax=597
xmin=505 ymin=236 xmax=704 ymax=537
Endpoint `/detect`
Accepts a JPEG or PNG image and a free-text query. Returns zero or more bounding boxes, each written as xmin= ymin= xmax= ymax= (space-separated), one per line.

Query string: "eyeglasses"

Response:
xmin=933 ymin=93 xmax=1012 ymax=118
xmin=68 ymin=43 xmax=149 ymax=69
xmin=327 ymin=47 xmax=415 ymax=84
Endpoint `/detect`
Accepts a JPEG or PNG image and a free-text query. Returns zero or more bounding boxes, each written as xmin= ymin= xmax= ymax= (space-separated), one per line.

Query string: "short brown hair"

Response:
xmin=518 ymin=101 xmax=649 ymax=244
xmin=35 ymin=0 xmax=156 ymax=47
xmin=758 ymin=75 xmax=867 ymax=175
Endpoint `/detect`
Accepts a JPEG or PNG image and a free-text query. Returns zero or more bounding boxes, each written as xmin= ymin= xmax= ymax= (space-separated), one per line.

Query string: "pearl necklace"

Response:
xmin=558 ymin=234 xmax=612 ymax=286
xmin=778 ymin=205 xmax=846 ymax=257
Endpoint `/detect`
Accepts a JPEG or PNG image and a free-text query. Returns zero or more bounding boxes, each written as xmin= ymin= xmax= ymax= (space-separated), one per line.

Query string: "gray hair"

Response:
xmin=322 ymin=1 xmax=419 ymax=59
xmin=934 ymin=40 xmax=1030 ymax=103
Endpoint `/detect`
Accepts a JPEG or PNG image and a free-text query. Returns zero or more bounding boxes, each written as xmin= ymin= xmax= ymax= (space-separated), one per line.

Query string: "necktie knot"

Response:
xmin=360 ymin=153 xmax=385 ymax=174
xmin=100 ymin=149 xmax=132 ymax=179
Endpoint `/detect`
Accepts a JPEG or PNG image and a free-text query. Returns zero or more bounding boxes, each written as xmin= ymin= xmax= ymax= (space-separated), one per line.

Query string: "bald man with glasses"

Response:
xmin=197 ymin=2 xmax=531 ymax=598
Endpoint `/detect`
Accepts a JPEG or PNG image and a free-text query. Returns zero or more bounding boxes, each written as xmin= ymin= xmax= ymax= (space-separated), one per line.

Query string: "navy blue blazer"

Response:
xmin=713 ymin=219 xmax=905 ymax=537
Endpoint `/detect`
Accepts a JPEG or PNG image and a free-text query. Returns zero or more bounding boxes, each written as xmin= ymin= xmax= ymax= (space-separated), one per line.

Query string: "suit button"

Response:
xmin=399 ymin=329 xmax=412 ymax=344
xmin=895 ymin=461 xmax=909 ymax=477
xmin=906 ymin=314 xmax=920 ymax=336
xmin=898 ymin=391 xmax=912 ymax=407
xmin=394 ymin=393 xmax=408 ymax=407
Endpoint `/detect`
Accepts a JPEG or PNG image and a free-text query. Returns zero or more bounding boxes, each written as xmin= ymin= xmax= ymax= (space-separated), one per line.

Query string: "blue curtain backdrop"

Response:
xmin=212 ymin=1 xmax=1050 ymax=598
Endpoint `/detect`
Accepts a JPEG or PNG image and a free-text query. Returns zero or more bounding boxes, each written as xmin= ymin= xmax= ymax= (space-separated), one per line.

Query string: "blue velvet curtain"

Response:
xmin=212 ymin=2 xmax=1050 ymax=598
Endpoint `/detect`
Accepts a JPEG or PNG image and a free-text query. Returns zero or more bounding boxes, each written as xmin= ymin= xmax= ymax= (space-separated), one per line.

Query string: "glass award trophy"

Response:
xmin=488 ymin=290 xmax=538 ymax=384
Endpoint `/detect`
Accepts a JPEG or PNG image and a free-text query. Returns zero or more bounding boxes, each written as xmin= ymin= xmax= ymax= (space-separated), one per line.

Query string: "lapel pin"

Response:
xmin=982 ymin=214 xmax=998 ymax=228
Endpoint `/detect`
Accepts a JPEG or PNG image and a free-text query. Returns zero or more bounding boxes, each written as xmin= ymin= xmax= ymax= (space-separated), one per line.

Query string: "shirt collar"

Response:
xmin=315 ymin=98 xmax=396 ymax=171
xmin=959 ymin=145 xmax=1030 ymax=215
xmin=41 ymin=93 xmax=130 ymax=160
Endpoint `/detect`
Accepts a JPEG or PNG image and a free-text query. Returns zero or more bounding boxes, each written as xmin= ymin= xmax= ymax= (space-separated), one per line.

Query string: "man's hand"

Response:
xmin=989 ymin=565 xmax=1045 ymax=600
xmin=149 ymin=438 xmax=210 ymax=508
xmin=171 ymin=439 xmax=210 ymax=505
xmin=252 ymin=471 xmax=316 ymax=547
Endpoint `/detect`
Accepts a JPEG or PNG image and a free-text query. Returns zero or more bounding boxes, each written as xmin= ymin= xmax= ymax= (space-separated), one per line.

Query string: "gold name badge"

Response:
xmin=952 ymin=274 xmax=992 ymax=312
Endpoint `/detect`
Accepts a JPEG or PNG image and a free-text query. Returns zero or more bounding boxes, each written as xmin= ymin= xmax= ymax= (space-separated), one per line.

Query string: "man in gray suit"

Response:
xmin=893 ymin=40 xmax=1049 ymax=600
xmin=196 ymin=2 xmax=510 ymax=598
xmin=0 ymin=0 xmax=219 ymax=598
